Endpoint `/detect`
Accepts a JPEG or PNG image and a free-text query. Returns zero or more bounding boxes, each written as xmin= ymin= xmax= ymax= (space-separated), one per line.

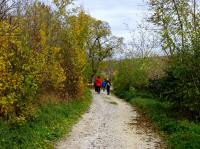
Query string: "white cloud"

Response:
xmin=75 ymin=0 xmax=148 ymax=42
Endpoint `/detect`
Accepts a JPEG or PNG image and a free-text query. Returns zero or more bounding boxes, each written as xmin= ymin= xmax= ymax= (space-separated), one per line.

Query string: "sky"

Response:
xmin=75 ymin=0 xmax=148 ymax=42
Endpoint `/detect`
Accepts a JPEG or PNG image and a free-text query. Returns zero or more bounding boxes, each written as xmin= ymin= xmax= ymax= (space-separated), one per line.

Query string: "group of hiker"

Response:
xmin=94 ymin=76 xmax=112 ymax=95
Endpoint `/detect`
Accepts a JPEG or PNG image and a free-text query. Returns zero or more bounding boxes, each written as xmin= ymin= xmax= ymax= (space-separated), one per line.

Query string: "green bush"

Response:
xmin=149 ymin=52 xmax=200 ymax=120
xmin=113 ymin=57 xmax=165 ymax=98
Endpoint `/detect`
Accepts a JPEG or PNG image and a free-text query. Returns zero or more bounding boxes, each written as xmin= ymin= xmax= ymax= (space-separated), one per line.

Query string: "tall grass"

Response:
xmin=0 ymin=90 xmax=92 ymax=149
xmin=116 ymin=89 xmax=200 ymax=149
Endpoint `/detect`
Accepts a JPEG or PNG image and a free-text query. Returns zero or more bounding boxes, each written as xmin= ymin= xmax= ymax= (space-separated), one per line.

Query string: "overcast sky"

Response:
xmin=75 ymin=0 xmax=148 ymax=42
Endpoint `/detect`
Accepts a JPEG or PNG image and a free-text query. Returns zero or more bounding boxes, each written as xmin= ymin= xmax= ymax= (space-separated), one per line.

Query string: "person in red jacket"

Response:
xmin=95 ymin=76 xmax=102 ymax=94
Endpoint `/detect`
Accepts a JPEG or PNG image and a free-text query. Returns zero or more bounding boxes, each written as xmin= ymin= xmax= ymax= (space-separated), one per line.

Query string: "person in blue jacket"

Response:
xmin=102 ymin=80 xmax=107 ymax=92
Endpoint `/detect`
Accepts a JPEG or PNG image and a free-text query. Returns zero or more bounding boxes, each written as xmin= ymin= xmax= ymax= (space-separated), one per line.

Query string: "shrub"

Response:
xmin=149 ymin=52 xmax=200 ymax=119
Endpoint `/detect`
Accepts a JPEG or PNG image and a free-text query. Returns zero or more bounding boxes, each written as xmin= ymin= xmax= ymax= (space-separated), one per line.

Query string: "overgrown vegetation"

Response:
xmin=118 ymin=89 xmax=200 ymax=149
xmin=114 ymin=0 xmax=200 ymax=120
xmin=113 ymin=0 xmax=200 ymax=148
xmin=148 ymin=0 xmax=200 ymax=119
xmin=113 ymin=57 xmax=165 ymax=97
xmin=0 ymin=0 xmax=118 ymax=124
xmin=0 ymin=90 xmax=92 ymax=149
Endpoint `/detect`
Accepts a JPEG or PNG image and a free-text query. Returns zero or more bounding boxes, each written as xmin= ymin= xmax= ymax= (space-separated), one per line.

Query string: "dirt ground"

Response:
xmin=56 ymin=91 xmax=165 ymax=149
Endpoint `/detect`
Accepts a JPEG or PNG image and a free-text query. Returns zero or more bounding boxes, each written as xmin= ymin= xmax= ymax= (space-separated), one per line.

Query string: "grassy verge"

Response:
xmin=115 ymin=90 xmax=200 ymax=149
xmin=0 ymin=89 xmax=92 ymax=149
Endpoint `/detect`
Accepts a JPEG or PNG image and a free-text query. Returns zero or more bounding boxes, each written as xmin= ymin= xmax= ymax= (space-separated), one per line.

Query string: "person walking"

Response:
xmin=95 ymin=76 xmax=102 ymax=94
xmin=102 ymin=79 xmax=107 ymax=92
xmin=106 ymin=79 xmax=112 ymax=95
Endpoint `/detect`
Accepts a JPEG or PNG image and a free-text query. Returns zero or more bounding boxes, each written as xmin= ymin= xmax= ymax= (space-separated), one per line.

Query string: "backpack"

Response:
xmin=102 ymin=81 xmax=107 ymax=87
xmin=107 ymin=81 xmax=111 ymax=87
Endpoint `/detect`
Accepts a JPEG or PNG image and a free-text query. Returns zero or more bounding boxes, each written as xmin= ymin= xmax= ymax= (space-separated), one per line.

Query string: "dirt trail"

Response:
xmin=56 ymin=91 xmax=164 ymax=149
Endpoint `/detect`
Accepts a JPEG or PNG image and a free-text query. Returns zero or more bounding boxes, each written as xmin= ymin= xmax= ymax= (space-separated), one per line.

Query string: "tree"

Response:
xmin=60 ymin=10 xmax=90 ymax=98
xmin=126 ymin=24 xmax=160 ymax=59
xmin=0 ymin=0 xmax=92 ymax=123
xmin=86 ymin=19 xmax=123 ymax=81
xmin=148 ymin=0 xmax=200 ymax=118
xmin=148 ymin=0 xmax=200 ymax=55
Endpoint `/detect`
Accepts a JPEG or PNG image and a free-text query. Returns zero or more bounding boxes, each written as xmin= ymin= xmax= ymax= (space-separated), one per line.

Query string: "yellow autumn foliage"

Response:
xmin=0 ymin=1 xmax=109 ymax=124
xmin=0 ymin=21 xmax=24 ymax=120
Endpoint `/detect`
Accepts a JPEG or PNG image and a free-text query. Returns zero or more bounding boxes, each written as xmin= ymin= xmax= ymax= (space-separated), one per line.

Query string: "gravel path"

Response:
xmin=56 ymin=91 xmax=164 ymax=149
